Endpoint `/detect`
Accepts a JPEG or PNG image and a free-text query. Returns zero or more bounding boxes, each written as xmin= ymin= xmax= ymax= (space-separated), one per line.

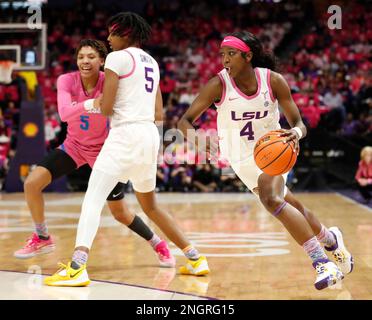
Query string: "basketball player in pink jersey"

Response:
xmin=178 ymin=31 xmax=353 ymax=290
xmin=45 ymin=13 xmax=209 ymax=287
xmin=14 ymin=39 xmax=175 ymax=268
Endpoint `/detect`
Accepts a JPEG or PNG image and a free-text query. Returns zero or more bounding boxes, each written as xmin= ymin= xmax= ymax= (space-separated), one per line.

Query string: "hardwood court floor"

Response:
xmin=0 ymin=192 xmax=371 ymax=300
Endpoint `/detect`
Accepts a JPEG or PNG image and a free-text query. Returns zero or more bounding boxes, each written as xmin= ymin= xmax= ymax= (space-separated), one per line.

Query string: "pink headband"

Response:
xmin=109 ymin=23 xmax=131 ymax=37
xmin=220 ymin=36 xmax=250 ymax=53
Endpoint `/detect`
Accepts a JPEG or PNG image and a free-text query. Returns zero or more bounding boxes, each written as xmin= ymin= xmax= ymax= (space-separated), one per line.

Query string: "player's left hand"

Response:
xmin=278 ymin=129 xmax=300 ymax=155
xmin=93 ymin=94 xmax=103 ymax=109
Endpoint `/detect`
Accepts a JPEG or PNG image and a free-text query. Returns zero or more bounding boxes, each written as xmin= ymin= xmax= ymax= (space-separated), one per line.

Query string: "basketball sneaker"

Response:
xmin=179 ymin=256 xmax=210 ymax=276
xmin=325 ymin=226 xmax=354 ymax=275
xmin=44 ymin=262 xmax=90 ymax=287
xmin=313 ymin=259 xmax=344 ymax=290
xmin=154 ymin=240 xmax=176 ymax=268
xmin=14 ymin=233 xmax=55 ymax=259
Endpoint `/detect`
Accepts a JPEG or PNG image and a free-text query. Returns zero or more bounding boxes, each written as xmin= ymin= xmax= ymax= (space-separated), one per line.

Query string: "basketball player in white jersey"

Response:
xmin=45 ymin=12 xmax=209 ymax=287
xmin=178 ymin=31 xmax=353 ymax=290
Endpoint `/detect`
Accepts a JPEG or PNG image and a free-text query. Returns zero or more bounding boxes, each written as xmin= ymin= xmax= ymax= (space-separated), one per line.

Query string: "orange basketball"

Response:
xmin=254 ymin=130 xmax=297 ymax=176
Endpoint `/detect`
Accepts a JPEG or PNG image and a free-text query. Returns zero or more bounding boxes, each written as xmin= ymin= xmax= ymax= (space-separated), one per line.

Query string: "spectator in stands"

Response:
xmin=323 ymin=82 xmax=346 ymax=131
xmin=341 ymin=113 xmax=359 ymax=136
xmin=219 ymin=170 xmax=245 ymax=192
xmin=355 ymin=75 xmax=372 ymax=115
xmin=355 ymin=146 xmax=372 ymax=203
xmin=3 ymin=100 xmax=19 ymax=129
xmin=169 ymin=164 xmax=193 ymax=192
xmin=159 ymin=73 xmax=176 ymax=106
xmin=179 ymin=86 xmax=198 ymax=106
xmin=44 ymin=107 xmax=61 ymax=150
xmin=156 ymin=163 xmax=170 ymax=192
xmin=0 ymin=116 xmax=11 ymax=142
xmin=193 ymin=164 xmax=219 ymax=192
xmin=0 ymin=116 xmax=10 ymax=188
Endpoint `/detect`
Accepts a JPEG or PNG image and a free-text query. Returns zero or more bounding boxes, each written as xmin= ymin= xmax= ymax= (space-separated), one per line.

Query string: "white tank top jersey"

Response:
xmin=215 ymin=67 xmax=281 ymax=164
xmin=104 ymin=47 xmax=160 ymax=127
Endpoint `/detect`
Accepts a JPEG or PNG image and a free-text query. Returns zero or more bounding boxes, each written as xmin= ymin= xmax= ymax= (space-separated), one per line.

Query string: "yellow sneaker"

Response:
xmin=44 ymin=262 xmax=90 ymax=287
xmin=179 ymin=256 xmax=210 ymax=276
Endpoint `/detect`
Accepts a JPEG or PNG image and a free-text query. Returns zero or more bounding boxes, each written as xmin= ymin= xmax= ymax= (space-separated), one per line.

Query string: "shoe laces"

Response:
xmin=315 ymin=263 xmax=327 ymax=274
xmin=156 ymin=244 xmax=171 ymax=259
xmin=24 ymin=233 xmax=40 ymax=248
xmin=333 ymin=250 xmax=345 ymax=263
xmin=56 ymin=262 xmax=68 ymax=273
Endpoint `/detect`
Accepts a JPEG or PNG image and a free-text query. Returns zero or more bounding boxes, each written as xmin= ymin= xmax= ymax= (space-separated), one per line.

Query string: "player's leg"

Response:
xmin=257 ymin=173 xmax=343 ymax=290
xmin=44 ymin=169 xmax=118 ymax=287
xmin=284 ymin=190 xmax=321 ymax=235
xmin=133 ymin=179 xmax=209 ymax=276
xmin=24 ymin=167 xmax=51 ymax=225
xmin=106 ymin=183 xmax=175 ymax=267
xmin=14 ymin=149 xmax=77 ymax=259
xmin=285 ymin=190 xmax=353 ymax=274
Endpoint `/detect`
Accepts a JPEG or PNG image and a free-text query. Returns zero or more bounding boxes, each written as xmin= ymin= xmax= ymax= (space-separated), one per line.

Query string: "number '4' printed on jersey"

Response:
xmin=240 ymin=121 xmax=254 ymax=140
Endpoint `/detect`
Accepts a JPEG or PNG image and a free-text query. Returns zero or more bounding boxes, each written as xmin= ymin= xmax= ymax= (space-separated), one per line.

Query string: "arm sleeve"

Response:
xmin=104 ymin=51 xmax=133 ymax=77
xmin=57 ymin=75 xmax=85 ymax=122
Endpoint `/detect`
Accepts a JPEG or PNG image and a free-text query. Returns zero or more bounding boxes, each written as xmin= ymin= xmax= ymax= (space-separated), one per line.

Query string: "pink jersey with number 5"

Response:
xmin=56 ymin=71 xmax=109 ymax=168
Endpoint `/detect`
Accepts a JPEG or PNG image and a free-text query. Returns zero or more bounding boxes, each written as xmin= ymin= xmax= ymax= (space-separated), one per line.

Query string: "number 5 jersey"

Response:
xmin=104 ymin=47 xmax=160 ymax=128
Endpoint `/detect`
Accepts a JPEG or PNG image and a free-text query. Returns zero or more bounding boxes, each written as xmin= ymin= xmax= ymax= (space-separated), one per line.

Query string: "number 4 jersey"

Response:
xmin=104 ymin=47 xmax=160 ymax=128
xmin=216 ymin=67 xmax=281 ymax=164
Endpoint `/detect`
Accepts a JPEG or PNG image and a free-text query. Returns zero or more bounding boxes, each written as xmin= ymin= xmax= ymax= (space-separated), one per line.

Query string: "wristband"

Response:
xmin=292 ymin=127 xmax=303 ymax=139
xmin=83 ymin=99 xmax=95 ymax=111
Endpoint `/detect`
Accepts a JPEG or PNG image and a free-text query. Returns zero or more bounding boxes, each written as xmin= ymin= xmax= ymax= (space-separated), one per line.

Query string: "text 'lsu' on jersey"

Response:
xmin=215 ymin=67 xmax=281 ymax=164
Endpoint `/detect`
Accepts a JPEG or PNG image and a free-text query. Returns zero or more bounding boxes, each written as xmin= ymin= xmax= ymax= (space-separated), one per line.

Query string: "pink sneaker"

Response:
xmin=14 ymin=233 xmax=55 ymax=259
xmin=154 ymin=240 xmax=176 ymax=268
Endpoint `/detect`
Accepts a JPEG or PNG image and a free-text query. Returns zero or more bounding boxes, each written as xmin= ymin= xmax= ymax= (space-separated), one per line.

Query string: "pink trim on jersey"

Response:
xmin=119 ymin=50 xmax=136 ymax=79
xmin=266 ymin=69 xmax=276 ymax=102
xmin=215 ymin=72 xmax=226 ymax=106
xmin=229 ymin=68 xmax=261 ymax=100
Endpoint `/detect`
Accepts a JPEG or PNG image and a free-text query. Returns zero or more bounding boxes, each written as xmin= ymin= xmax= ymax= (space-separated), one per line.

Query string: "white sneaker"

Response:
xmin=313 ymin=259 xmax=344 ymax=290
xmin=325 ymin=226 xmax=354 ymax=274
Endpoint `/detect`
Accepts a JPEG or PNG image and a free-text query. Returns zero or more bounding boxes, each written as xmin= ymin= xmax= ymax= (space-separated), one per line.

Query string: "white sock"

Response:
xmin=149 ymin=234 xmax=162 ymax=248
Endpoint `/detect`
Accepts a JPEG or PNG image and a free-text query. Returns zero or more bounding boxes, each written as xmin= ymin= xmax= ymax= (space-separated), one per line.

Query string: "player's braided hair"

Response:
xmin=76 ymin=39 xmax=108 ymax=60
xmin=107 ymin=12 xmax=151 ymax=46
xmin=230 ymin=31 xmax=278 ymax=71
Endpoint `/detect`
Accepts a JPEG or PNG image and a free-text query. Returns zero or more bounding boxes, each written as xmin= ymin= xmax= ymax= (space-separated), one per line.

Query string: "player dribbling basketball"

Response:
xmin=178 ymin=31 xmax=353 ymax=290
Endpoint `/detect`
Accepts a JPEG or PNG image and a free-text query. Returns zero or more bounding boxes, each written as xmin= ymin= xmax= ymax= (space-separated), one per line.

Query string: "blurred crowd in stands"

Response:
xmin=0 ymin=0 xmax=370 ymax=191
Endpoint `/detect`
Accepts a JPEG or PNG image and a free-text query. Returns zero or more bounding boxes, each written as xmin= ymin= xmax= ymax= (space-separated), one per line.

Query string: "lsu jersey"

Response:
xmin=216 ymin=67 xmax=281 ymax=164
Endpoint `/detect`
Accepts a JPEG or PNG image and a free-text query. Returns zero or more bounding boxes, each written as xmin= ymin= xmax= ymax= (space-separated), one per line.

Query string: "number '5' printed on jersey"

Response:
xmin=80 ymin=115 xmax=89 ymax=131
xmin=144 ymin=67 xmax=154 ymax=93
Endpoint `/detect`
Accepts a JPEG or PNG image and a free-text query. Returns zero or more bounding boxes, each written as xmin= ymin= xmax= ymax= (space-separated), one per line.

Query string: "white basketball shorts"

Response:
xmin=93 ymin=122 xmax=160 ymax=193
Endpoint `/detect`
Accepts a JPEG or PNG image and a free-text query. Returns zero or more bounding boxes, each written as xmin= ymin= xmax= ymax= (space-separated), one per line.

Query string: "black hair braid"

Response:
xmin=107 ymin=12 xmax=151 ymax=46
xmin=230 ymin=31 xmax=278 ymax=71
